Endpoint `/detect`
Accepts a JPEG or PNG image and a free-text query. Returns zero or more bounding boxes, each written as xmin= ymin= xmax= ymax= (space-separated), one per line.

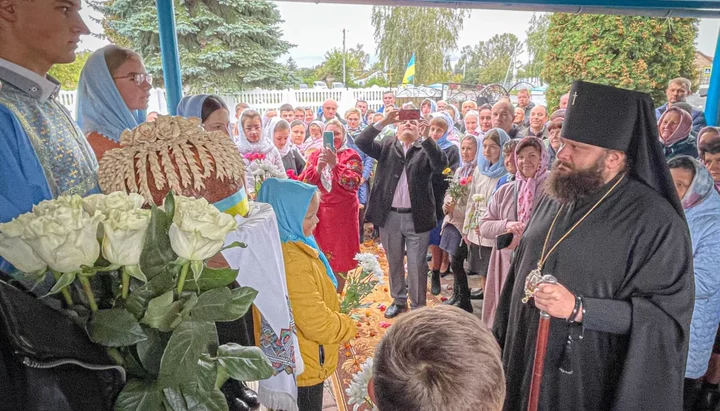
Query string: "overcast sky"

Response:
xmin=79 ymin=2 xmax=720 ymax=69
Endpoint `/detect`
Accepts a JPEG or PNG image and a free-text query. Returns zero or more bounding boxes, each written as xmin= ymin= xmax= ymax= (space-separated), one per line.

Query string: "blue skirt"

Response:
xmin=428 ymin=218 xmax=444 ymax=246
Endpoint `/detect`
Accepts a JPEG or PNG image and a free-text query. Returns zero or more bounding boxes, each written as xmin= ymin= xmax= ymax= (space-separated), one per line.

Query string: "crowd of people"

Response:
xmin=2 ymin=2 xmax=720 ymax=411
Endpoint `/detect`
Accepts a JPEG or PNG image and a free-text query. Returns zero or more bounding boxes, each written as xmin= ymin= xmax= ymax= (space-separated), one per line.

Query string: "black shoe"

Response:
xmin=440 ymin=270 xmax=451 ymax=278
xmin=452 ymin=270 xmax=473 ymax=313
xmin=697 ymin=384 xmax=720 ymax=411
xmin=443 ymin=283 xmax=459 ymax=306
xmin=470 ymin=288 xmax=484 ymax=300
xmin=430 ymin=270 xmax=441 ymax=295
xmin=384 ymin=303 xmax=408 ymax=319
xmin=222 ymin=380 xmax=257 ymax=411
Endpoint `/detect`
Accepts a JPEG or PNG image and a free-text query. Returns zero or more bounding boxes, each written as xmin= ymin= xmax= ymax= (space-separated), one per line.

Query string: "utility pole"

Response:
xmin=342 ymin=29 xmax=347 ymax=86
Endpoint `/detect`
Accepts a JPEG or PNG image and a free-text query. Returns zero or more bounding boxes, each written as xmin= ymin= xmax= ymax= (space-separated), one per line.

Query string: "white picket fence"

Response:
xmin=58 ymin=87 xmax=391 ymax=120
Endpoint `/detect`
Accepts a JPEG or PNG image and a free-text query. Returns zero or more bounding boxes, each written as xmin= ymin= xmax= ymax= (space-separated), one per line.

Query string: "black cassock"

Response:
xmin=493 ymin=175 xmax=694 ymax=411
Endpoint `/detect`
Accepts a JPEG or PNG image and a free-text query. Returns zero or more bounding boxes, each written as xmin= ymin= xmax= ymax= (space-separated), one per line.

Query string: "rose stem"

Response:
xmin=121 ymin=267 xmax=130 ymax=299
xmin=177 ymin=261 xmax=190 ymax=294
xmin=79 ymin=276 xmax=99 ymax=312
xmin=52 ymin=271 xmax=74 ymax=306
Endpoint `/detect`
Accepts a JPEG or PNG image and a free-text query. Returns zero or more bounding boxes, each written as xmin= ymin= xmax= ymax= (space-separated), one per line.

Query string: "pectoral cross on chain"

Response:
xmin=572 ymin=92 xmax=579 ymax=105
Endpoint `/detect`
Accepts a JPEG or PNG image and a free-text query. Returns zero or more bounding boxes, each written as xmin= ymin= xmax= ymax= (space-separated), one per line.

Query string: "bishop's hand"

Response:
xmin=533 ymin=283 xmax=581 ymax=322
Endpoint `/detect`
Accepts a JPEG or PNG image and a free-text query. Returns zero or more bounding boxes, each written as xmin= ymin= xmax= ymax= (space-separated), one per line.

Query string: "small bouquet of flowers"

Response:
xmin=445 ymin=174 xmax=472 ymax=203
xmin=246 ymin=153 xmax=286 ymax=193
xmin=340 ymin=253 xmax=384 ymax=316
xmin=346 ymin=358 xmax=377 ymax=411
xmin=463 ymin=194 xmax=486 ymax=233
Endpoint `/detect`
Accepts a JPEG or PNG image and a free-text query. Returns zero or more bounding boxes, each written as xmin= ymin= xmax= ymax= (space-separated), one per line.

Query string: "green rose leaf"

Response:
xmin=219 ymin=241 xmax=247 ymax=252
xmin=46 ymin=272 xmax=76 ymax=296
xmin=141 ymin=290 xmax=183 ymax=332
xmin=228 ymin=287 xmax=258 ymax=319
xmin=114 ymin=380 xmax=164 ymax=411
xmin=164 ymin=191 xmax=176 ymax=221
xmin=182 ymin=383 xmax=228 ymax=411
xmin=183 ymin=267 xmax=238 ymax=292
xmin=190 ymin=288 xmax=232 ymax=322
xmin=216 ymin=343 xmax=274 ymax=381
xmin=197 ymin=353 xmax=218 ymax=392
xmin=126 ymin=267 xmax=177 ymax=320
xmin=159 ymin=320 xmax=218 ymax=388
xmin=139 ymin=206 xmax=177 ymax=279
xmin=136 ymin=328 xmax=167 ymax=378
xmin=88 ymin=308 xmax=147 ymax=347
xmin=179 ymin=293 xmax=199 ymax=321
xmin=163 ymin=387 xmax=189 ymax=411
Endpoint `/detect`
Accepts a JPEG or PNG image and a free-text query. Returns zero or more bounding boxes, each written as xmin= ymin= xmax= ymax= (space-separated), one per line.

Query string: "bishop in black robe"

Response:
xmin=493 ymin=81 xmax=694 ymax=411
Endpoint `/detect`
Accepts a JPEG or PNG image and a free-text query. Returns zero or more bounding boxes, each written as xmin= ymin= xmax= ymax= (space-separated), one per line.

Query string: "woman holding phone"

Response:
xmin=478 ymin=136 xmax=548 ymax=327
xmin=300 ymin=119 xmax=363 ymax=292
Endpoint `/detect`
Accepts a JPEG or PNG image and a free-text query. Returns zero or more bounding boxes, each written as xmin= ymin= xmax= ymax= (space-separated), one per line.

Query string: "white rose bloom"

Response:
xmin=102 ymin=208 xmax=152 ymax=266
xmin=22 ymin=205 xmax=104 ymax=273
xmin=83 ymin=192 xmax=144 ymax=215
xmin=167 ymin=196 xmax=238 ymax=261
xmin=33 ymin=195 xmax=84 ymax=216
xmin=0 ymin=213 xmax=47 ymax=273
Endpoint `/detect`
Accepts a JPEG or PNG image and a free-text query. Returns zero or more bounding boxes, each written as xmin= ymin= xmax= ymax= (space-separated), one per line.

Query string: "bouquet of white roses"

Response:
xmin=340 ymin=253 xmax=384 ymax=316
xmin=0 ymin=191 xmax=273 ymax=410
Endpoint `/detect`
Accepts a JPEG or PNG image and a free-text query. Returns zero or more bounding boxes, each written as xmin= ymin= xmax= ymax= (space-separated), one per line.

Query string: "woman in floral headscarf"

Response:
xmin=658 ymin=106 xmax=697 ymax=160
xmin=235 ymin=109 xmax=286 ymax=197
xmin=667 ymin=156 xmax=720 ymax=411
xmin=479 ymin=136 xmax=548 ymax=327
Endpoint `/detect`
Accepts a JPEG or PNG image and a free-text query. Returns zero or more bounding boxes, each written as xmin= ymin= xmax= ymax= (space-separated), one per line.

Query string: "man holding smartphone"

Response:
xmin=355 ymin=109 xmax=449 ymax=318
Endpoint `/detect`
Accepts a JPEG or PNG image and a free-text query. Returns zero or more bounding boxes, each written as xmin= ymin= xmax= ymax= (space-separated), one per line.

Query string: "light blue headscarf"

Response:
xmin=672 ymin=156 xmax=715 ymax=210
xmin=75 ymin=46 xmax=145 ymax=142
xmin=421 ymin=98 xmax=438 ymax=117
xmin=429 ymin=112 xmax=455 ymax=150
xmin=257 ymin=178 xmax=338 ymax=288
xmin=477 ymin=128 xmax=510 ymax=178
xmin=177 ymin=94 xmax=211 ymax=119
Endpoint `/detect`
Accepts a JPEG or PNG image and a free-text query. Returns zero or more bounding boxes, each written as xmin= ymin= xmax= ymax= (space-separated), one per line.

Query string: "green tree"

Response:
xmin=524 ymin=13 xmax=550 ymax=83
xmin=458 ymin=33 xmax=521 ymax=85
xmin=544 ymin=14 xmax=698 ymax=111
xmin=89 ymin=0 xmax=294 ymax=92
xmin=371 ymin=6 xmax=467 ymax=85
xmin=49 ymin=51 xmax=92 ymax=90
xmin=314 ymin=44 xmax=370 ymax=86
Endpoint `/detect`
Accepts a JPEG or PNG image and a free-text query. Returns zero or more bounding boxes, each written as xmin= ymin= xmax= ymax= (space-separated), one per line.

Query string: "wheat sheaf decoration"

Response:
xmin=98 ymin=115 xmax=246 ymax=206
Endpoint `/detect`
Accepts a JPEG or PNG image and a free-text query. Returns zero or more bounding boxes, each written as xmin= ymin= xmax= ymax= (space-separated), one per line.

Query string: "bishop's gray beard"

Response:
xmin=545 ymin=157 xmax=607 ymax=204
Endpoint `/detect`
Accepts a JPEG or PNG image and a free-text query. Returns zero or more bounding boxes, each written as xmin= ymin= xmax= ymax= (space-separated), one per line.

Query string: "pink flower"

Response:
xmin=459 ymin=177 xmax=468 ymax=186
xmin=377 ymin=304 xmax=386 ymax=312
xmin=379 ymin=321 xmax=391 ymax=329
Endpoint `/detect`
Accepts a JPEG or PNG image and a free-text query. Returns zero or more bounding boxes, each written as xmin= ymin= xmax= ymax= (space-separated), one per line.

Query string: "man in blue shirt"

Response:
xmin=655 ymin=77 xmax=707 ymax=135
xmin=0 ymin=0 xmax=98 ymax=225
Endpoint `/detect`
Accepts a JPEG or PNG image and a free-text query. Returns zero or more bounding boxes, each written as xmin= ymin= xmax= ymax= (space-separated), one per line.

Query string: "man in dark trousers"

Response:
xmin=493 ymin=81 xmax=694 ymax=411
xmin=355 ymin=109 xmax=448 ymax=318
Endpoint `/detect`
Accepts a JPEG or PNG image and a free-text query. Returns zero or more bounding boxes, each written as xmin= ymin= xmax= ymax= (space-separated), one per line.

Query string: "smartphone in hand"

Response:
xmin=398 ymin=109 xmax=421 ymax=121
xmin=496 ymin=232 xmax=514 ymax=250
xmin=323 ymin=131 xmax=335 ymax=151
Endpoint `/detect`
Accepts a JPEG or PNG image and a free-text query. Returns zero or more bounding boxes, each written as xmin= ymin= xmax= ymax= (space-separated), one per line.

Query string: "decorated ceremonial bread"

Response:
xmin=98 ymin=115 xmax=246 ymax=207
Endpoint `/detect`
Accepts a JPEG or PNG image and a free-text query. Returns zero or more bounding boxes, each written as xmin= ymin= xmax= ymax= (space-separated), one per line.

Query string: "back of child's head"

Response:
xmin=373 ymin=305 xmax=505 ymax=411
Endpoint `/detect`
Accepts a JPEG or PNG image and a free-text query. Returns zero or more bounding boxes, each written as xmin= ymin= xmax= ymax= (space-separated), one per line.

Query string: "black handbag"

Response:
xmin=0 ymin=279 xmax=125 ymax=411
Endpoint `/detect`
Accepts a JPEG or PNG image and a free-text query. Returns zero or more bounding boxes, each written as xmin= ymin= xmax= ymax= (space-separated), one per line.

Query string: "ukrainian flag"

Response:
xmin=402 ymin=53 xmax=415 ymax=84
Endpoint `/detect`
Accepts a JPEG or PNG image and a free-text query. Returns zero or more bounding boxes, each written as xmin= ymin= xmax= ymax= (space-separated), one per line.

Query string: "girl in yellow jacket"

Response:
xmin=258 ymin=178 xmax=357 ymax=411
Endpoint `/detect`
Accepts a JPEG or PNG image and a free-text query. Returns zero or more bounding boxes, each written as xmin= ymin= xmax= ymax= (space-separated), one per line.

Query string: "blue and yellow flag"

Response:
xmin=402 ymin=53 xmax=415 ymax=84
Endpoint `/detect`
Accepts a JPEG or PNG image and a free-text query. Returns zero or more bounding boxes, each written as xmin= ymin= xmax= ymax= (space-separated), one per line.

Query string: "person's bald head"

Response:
xmin=529 ymin=105 xmax=548 ymax=132
xmin=0 ymin=0 xmax=90 ymax=75
xmin=322 ymin=99 xmax=338 ymax=120
xmin=492 ymin=101 xmax=515 ymax=132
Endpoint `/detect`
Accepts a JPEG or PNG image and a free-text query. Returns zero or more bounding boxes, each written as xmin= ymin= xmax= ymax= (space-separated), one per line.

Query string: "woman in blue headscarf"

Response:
xmin=421 ymin=98 xmax=438 ymax=119
xmin=76 ymin=45 xmax=150 ymax=161
xmin=462 ymin=128 xmax=510 ymax=299
xmin=177 ymin=94 xmax=231 ymax=136
xmin=257 ymin=178 xmax=356 ymax=411
xmin=427 ymin=112 xmax=461 ymax=295
xmin=667 ymin=156 xmax=720 ymax=411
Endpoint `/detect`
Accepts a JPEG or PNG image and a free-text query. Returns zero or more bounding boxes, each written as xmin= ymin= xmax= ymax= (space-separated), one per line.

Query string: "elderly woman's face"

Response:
xmin=464 ymin=115 xmax=478 ymax=134
xmin=660 ymin=111 xmax=681 ymax=140
xmin=517 ymin=145 xmax=542 ymax=180
xmin=309 ymin=124 xmax=322 ymax=140
xmin=549 ymin=128 xmax=562 ymax=151
xmin=670 ymin=167 xmax=694 ymax=200
xmin=327 ymin=124 xmax=345 ymax=150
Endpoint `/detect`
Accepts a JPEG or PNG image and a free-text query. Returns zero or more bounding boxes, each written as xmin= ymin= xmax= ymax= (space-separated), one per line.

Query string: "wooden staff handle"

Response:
xmin=528 ymin=311 xmax=551 ymax=411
